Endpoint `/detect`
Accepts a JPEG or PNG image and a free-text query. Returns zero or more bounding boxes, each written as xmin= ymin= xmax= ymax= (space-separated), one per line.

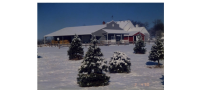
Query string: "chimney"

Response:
xmin=136 ymin=24 xmax=139 ymax=27
xmin=102 ymin=21 xmax=105 ymax=25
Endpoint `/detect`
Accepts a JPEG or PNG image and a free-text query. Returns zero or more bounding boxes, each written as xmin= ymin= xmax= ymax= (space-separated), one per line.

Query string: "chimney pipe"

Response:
xmin=102 ymin=21 xmax=105 ymax=25
xmin=136 ymin=24 xmax=139 ymax=27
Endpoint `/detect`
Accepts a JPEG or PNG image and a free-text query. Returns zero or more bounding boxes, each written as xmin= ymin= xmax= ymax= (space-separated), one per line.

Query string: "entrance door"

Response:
xmin=116 ymin=35 xmax=121 ymax=41
xmin=134 ymin=36 xmax=136 ymax=41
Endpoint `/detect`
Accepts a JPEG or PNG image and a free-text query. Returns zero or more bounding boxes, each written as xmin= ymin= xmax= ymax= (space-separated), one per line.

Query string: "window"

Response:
xmin=111 ymin=36 xmax=114 ymax=40
xmin=112 ymin=24 xmax=114 ymax=27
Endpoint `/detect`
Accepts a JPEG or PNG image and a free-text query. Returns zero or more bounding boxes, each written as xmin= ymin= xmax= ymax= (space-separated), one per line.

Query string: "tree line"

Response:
xmin=130 ymin=19 xmax=164 ymax=39
xmin=37 ymin=38 xmax=52 ymax=45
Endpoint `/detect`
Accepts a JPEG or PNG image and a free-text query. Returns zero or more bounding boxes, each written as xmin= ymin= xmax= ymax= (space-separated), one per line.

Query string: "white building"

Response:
xmin=44 ymin=20 xmax=149 ymax=44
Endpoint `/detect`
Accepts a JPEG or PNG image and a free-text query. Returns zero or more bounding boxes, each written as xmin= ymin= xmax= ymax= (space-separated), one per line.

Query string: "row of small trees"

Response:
xmin=37 ymin=35 xmax=164 ymax=87
xmin=133 ymin=33 xmax=164 ymax=66
xmin=67 ymin=35 xmax=131 ymax=87
xmin=67 ymin=34 xmax=164 ymax=87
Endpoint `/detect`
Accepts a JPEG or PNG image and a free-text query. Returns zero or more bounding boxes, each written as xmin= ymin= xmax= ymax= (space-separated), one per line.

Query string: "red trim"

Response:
xmin=133 ymin=32 xmax=145 ymax=41
xmin=133 ymin=32 xmax=145 ymax=36
xmin=124 ymin=36 xmax=133 ymax=42
xmin=124 ymin=32 xmax=145 ymax=41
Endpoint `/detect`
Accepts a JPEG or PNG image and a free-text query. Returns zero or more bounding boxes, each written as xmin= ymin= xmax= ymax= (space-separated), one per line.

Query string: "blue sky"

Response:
xmin=38 ymin=3 xmax=164 ymax=39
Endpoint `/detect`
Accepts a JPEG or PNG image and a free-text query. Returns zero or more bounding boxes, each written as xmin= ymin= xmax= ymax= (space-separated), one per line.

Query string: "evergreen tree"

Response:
xmin=77 ymin=35 xmax=110 ymax=87
xmin=67 ymin=34 xmax=84 ymax=60
xmin=133 ymin=33 xmax=146 ymax=54
xmin=109 ymin=51 xmax=131 ymax=73
xmin=148 ymin=38 xmax=164 ymax=67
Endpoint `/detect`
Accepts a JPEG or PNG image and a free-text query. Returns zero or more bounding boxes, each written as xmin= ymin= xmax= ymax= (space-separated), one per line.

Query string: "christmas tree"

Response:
xmin=109 ymin=51 xmax=131 ymax=73
xmin=148 ymin=37 xmax=164 ymax=67
xmin=133 ymin=33 xmax=146 ymax=54
xmin=77 ymin=35 xmax=110 ymax=87
xmin=67 ymin=34 xmax=84 ymax=60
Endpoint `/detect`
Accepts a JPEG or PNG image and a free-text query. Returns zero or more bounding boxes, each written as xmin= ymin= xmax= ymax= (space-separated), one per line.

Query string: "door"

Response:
xmin=134 ymin=36 xmax=136 ymax=41
xmin=116 ymin=35 xmax=121 ymax=41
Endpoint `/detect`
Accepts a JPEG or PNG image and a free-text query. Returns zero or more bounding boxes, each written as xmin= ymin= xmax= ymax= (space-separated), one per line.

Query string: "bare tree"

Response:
xmin=156 ymin=30 xmax=164 ymax=38
xmin=37 ymin=39 xmax=44 ymax=45
xmin=149 ymin=19 xmax=164 ymax=38
xmin=131 ymin=20 xmax=149 ymax=30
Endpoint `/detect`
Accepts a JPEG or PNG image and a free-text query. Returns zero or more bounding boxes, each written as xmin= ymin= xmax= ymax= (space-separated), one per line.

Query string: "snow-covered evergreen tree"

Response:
xmin=148 ymin=37 xmax=164 ymax=67
xmin=77 ymin=35 xmax=110 ymax=87
xmin=67 ymin=34 xmax=84 ymax=60
xmin=133 ymin=33 xmax=146 ymax=54
xmin=108 ymin=51 xmax=131 ymax=73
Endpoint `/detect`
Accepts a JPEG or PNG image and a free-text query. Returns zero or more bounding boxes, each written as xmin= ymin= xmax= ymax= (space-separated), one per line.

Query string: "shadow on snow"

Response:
xmin=160 ymin=75 xmax=164 ymax=85
xmin=37 ymin=56 xmax=42 ymax=58
xmin=146 ymin=61 xmax=163 ymax=66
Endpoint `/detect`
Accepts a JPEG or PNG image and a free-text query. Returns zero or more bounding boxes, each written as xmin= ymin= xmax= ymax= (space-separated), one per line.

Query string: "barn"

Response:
xmin=44 ymin=20 xmax=149 ymax=44
xmin=124 ymin=32 xmax=145 ymax=43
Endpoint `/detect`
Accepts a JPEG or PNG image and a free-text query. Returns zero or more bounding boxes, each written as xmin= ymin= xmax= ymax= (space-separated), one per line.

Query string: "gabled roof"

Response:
xmin=128 ymin=27 xmax=143 ymax=31
xmin=124 ymin=31 xmax=139 ymax=36
xmin=45 ymin=25 xmax=106 ymax=36
xmin=107 ymin=20 xmax=135 ymax=31
xmin=108 ymin=20 xmax=149 ymax=35
xmin=106 ymin=20 xmax=116 ymax=24
xmin=133 ymin=32 xmax=145 ymax=36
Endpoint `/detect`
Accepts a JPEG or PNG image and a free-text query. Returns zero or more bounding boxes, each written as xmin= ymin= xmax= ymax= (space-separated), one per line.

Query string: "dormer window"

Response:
xmin=112 ymin=24 xmax=114 ymax=27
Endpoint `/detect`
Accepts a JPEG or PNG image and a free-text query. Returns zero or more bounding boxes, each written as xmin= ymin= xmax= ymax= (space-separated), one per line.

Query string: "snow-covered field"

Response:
xmin=37 ymin=43 xmax=164 ymax=90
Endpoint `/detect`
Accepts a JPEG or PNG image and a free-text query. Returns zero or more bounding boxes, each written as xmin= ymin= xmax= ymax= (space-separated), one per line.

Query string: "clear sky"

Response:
xmin=38 ymin=3 xmax=164 ymax=39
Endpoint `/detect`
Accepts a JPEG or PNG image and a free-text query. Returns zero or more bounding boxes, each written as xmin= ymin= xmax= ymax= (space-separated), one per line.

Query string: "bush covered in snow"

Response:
xmin=108 ymin=51 xmax=131 ymax=73
xmin=77 ymin=35 xmax=110 ymax=87
xmin=67 ymin=34 xmax=84 ymax=60
xmin=148 ymin=38 xmax=164 ymax=67
xmin=133 ymin=33 xmax=146 ymax=54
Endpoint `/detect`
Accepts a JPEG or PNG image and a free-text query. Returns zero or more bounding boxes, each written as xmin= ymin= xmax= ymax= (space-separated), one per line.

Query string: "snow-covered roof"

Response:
xmin=102 ymin=29 xmax=129 ymax=35
xmin=124 ymin=31 xmax=139 ymax=36
xmin=108 ymin=20 xmax=149 ymax=35
xmin=128 ymin=26 xmax=143 ymax=31
xmin=106 ymin=20 xmax=135 ymax=31
xmin=45 ymin=20 xmax=149 ymax=37
xmin=115 ymin=20 xmax=135 ymax=31
xmin=45 ymin=25 xmax=106 ymax=36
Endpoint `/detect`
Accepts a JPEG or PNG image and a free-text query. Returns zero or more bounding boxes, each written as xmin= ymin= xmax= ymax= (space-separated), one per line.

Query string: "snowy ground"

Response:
xmin=37 ymin=43 xmax=164 ymax=90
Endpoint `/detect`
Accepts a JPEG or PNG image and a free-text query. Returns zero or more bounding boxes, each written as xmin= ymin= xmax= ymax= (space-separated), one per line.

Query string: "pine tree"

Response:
xmin=148 ymin=37 xmax=164 ymax=67
xmin=77 ymin=35 xmax=110 ymax=87
xmin=67 ymin=34 xmax=84 ymax=60
xmin=133 ymin=33 xmax=146 ymax=54
xmin=109 ymin=51 xmax=131 ymax=73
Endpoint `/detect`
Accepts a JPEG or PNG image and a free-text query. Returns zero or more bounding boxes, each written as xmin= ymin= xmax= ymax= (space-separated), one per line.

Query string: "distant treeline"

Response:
xmin=129 ymin=19 xmax=164 ymax=39
xmin=37 ymin=38 xmax=52 ymax=45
